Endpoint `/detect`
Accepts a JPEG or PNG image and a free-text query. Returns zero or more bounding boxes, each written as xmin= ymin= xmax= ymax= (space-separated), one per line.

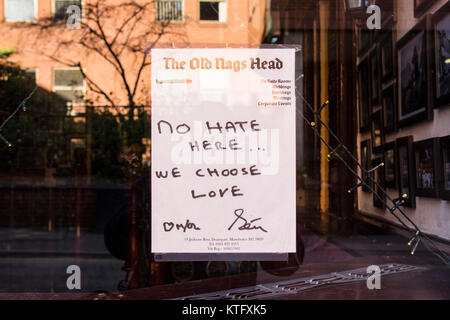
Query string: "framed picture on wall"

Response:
xmin=383 ymin=141 xmax=397 ymax=189
xmin=379 ymin=30 xmax=396 ymax=83
xmin=432 ymin=2 xmax=450 ymax=108
xmin=440 ymin=136 xmax=450 ymax=200
xmin=369 ymin=46 xmax=381 ymax=110
xmin=396 ymin=136 xmax=416 ymax=208
xmin=361 ymin=139 xmax=372 ymax=192
xmin=414 ymin=138 xmax=441 ymax=198
xmin=397 ymin=15 xmax=434 ymax=127
xmin=414 ymin=0 xmax=439 ymax=18
xmin=358 ymin=57 xmax=371 ymax=132
xmin=371 ymin=110 xmax=384 ymax=154
xmin=372 ymin=157 xmax=385 ymax=208
xmin=382 ymin=82 xmax=397 ymax=133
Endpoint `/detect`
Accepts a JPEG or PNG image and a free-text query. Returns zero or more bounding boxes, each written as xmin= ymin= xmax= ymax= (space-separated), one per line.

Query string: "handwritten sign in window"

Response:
xmin=151 ymin=49 xmax=296 ymax=255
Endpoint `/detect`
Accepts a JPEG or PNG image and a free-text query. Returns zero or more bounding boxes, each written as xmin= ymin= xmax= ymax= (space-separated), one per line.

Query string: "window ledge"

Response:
xmin=156 ymin=20 xmax=186 ymax=24
xmin=198 ymin=21 xmax=227 ymax=27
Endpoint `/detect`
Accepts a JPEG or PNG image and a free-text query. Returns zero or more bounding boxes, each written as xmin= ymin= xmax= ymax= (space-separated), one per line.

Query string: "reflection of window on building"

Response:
xmin=53 ymin=67 xmax=85 ymax=116
xmin=53 ymin=0 xmax=82 ymax=21
xmin=51 ymin=68 xmax=87 ymax=174
xmin=24 ymin=68 xmax=36 ymax=84
xmin=4 ymin=0 xmax=36 ymax=22
xmin=156 ymin=0 xmax=183 ymax=22
xmin=199 ymin=0 xmax=227 ymax=22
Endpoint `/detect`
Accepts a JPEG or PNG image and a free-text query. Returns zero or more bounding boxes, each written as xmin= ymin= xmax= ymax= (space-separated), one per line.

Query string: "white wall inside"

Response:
xmin=357 ymin=0 xmax=450 ymax=241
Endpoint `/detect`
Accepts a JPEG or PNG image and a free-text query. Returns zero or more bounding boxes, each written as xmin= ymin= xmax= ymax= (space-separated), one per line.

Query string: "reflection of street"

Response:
xmin=86 ymin=212 xmax=450 ymax=300
xmin=1 ymin=208 xmax=449 ymax=299
xmin=163 ymin=212 xmax=450 ymax=300
xmin=0 ymin=229 xmax=123 ymax=292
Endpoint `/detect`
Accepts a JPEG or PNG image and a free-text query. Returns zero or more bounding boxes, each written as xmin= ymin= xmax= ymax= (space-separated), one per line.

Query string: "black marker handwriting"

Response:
xmin=227 ymin=209 xmax=268 ymax=233
xmin=163 ymin=219 xmax=201 ymax=233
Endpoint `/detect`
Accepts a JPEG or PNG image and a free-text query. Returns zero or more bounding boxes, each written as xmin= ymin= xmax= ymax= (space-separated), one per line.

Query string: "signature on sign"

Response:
xmin=228 ymin=209 xmax=268 ymax=233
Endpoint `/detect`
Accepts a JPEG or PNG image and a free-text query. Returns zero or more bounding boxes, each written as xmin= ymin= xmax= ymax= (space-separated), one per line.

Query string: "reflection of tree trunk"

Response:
xmin=127 ymin=171 xmax=153 ymax=288
xmin=149 ymin=261 xmax=168 ymax=286
xmin=128 ymin=101 xmax=135 ymax=121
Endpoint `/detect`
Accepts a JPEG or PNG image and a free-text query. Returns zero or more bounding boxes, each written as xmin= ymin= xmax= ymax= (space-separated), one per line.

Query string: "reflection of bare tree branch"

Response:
xmin=0 ymin=86 xmax=38 ymax=131
xmin=39 ymin=52 xmax=121 ymax=115
xmin=76 ymin=63 xmax=120 ymax=113
xmin=27 ymin=0 xmax=186 ymax=118
xmin=0 ymin=86 xmax=38 ymax=146
xmin=132 ymin=32 xmax=163 ymax=98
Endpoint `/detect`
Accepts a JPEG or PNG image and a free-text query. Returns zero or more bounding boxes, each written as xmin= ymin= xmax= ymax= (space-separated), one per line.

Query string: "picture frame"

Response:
xmin=414 ymin=0 xmax=439 ymax=18
xmin=414 ymin=138 xmax=441 ymax=198
xmin=360 ymin=139 xmax=372 ymax=193
xmin=372 ymin=157 xmax=385 ymax=208
xmin=397 ymin=15 xmax=434 ymax=128
xmin=369 ymin=46 xmax=381 ymax=110
xmin=432 ymin=2 xmax=450 ymax=108
xmin=383 ymin=141 xmax=397 ymax=189
xmin=440 ymin=135 xmax=450 ymax=200
xmin=358 ymin=57 xmax=371 ymax=132
xmin=396 ymin=136 xmax=416 ymax=208
xmin=379 ymin=30 xmax=396 ymax=83
xmin=370 ymin=109 xmax=384 ymax=154
xmin=382 ymin=82 xmax=397 ymax=134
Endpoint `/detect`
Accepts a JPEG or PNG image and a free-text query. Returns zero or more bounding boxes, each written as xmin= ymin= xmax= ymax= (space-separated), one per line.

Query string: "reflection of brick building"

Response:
xmin=0 ymin=0 xmax=268 ymax=177
xmin=0 ymin=1 xmax=268 ymax=235
xmin=1 ymin=0 xmax=267 ymax=102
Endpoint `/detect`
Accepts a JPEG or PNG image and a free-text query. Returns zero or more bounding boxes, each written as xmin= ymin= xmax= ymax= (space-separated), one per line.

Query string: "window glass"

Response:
xmin=0 ymin=0 xmax=449 ymax=302
xmin=54 ymin=0 xmax=82 ymax=21
xmin=157 ymin=0 xmax=183 ymax=22
xmin=5 ymin=0 xmax=35 ymax=22
xmin=199 ymin=1 xmax=226 ymax=22
xmin=54 ymin=68 xmax=84 ymax=88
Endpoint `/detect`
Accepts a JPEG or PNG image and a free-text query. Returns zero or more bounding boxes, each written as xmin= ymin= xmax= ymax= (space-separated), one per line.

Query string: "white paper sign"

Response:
xmin=151 ymin=48 xmax=296 ymax=254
